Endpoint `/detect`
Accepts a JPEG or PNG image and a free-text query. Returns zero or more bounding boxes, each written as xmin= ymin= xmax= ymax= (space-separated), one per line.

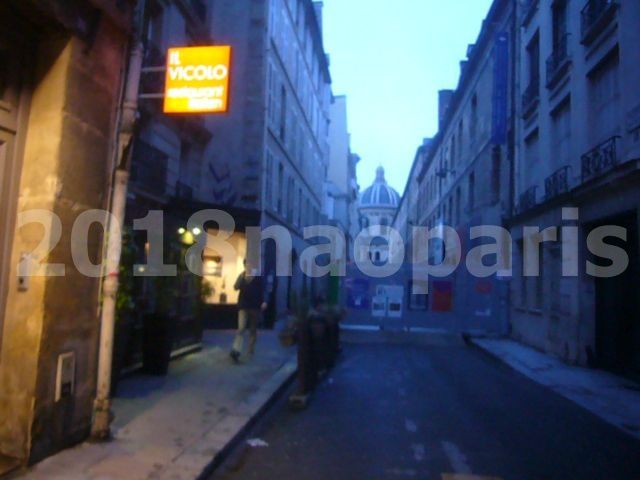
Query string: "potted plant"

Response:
xmin=142 ymin=239 xmax=179 ymax=375
xmin=111 ymin=227 xmax=137 ymax=394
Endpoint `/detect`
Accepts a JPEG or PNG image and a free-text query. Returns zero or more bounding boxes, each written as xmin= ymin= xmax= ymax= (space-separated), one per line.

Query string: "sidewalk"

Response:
xmin=17 ymin=331 xmax=296 ymax=480
xmin=470 ymin=337 xmax=640 ymax=440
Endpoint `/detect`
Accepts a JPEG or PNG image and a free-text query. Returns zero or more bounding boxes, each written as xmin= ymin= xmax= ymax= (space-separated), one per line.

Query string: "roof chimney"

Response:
xmin=313 ymin=2 xmax=324 ymax=33
xmin=438 ymin=90 xmax=454 ymax=130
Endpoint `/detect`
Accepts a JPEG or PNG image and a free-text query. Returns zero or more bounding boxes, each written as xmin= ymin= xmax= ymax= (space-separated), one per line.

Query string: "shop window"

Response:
xmin=202 ymin=230 xmax=248 ymax=306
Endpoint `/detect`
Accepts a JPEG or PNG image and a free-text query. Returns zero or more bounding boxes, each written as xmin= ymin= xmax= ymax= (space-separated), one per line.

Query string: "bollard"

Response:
xmin=310 ymin=311 xmax=329 ymax=374
xmin=290 ymin=316 xmax=315 ymax=409
xmin=325 ymin=307 xmax=340 ymax=368
xmin=289 ymin=297 xmax=342 ymax=410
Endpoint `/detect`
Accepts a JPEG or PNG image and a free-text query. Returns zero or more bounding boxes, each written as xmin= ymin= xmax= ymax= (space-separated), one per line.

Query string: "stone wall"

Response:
xmin=0 ymin=0 xmax=129 ymax=464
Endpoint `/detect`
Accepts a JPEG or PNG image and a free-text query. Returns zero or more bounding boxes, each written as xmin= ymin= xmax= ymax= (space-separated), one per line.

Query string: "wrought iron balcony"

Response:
xmin=581 ymin=135 xmax=620 ymax=183
xmin=546 ymin=34 xmax=571 ymax=88
xmin=544 ymin=166 xmax=571 ymax=201
xmin=521 ymin=82 xmax=539 ymax=117
xmin=517 ymin=186 xmax=538 ymax=215
xmin=581 ymin=0 xmax=619 ymax=45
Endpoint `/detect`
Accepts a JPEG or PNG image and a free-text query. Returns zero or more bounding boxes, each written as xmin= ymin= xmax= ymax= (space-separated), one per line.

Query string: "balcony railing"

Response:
xmin=544 ymin=166 xmax=571 ymax=201
xmin=517 ymin=186 xmax=538 ymax=214
xmin=522 ymin=82 xmax=539 ymax=117
xmin=581 ymin=0 xmax=619 ymax=45
xmin=581 ymin=135 xmax=620 ymax=183
xmin=546 ymin=33 xmax=571 ymax=88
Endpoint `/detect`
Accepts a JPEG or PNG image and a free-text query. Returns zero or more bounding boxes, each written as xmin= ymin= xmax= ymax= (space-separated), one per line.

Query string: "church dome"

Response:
xmin=360 ymin=166 xmax=400 ymax=208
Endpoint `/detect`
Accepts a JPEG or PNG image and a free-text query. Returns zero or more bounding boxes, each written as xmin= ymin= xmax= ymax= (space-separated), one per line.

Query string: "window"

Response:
xmin=517 ymin=239 xmax=527 ymax=308
xmin=491 ymin=146 xmax=501 ymax=204
xmin=526 ymin=32 xmax=540 ymax=91
xmin=277 ymin=163 xmax=284 ymax=214
xmin=455 ymin=187 xmax=462 ymax=226
xmin=588 ymin=51 xmax=620 ymax=143
xmin=534 ymin=247 xmax=544 ymax=310
xmin=524 ymin=131 xmax=540 ymax=181
xmin=297 ymin=187 xmax=303 ymax=226
xmin=551 ymin=100 xmax=571 ymax=170
xmin=450 ymin=135 xmax=456 ymax=169
xmin=280 ymin=85 xmax=287 ymax=142
xmin=287 ymin=177 xmax=295 ymax=221
xmin=265 ymin=152 xmax=274 ymax=209
xmin=143 ymin=1 xmax=164 ymax=49
xmin=470 ymin=94 xmax=478 ymax=141
xmin=458 ymin=120 xmax=464 ymax=163
xmin=552 ymin=0 xmax=568 ymax=52
xmin=267 ymin=64 xmax=275 ymax=125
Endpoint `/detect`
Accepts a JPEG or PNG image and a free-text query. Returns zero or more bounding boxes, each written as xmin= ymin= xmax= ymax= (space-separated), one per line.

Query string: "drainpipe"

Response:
xmin=91 ymin=4 xmax=145 ymax=440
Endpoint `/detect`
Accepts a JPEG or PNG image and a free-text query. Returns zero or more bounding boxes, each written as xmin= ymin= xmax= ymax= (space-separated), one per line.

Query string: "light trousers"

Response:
xmin=232 ymin=309 xmax=260 ymax=355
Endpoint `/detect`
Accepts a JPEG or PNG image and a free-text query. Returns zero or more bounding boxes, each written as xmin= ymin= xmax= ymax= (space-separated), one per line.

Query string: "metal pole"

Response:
xmin=91 ymin=30 xmax=144 ymax=440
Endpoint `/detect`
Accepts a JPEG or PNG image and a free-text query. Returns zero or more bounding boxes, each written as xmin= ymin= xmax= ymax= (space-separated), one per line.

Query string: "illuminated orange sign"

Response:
xmin=163 ymin=46 xmax=231 ymax=114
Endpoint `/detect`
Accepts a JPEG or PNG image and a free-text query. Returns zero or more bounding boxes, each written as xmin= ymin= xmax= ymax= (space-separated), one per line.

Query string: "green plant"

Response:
xmin=115 ymin=227 xmax=137 ymax=321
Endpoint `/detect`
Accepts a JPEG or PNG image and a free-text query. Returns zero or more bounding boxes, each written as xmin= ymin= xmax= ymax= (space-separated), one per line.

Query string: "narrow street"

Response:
xmin=213 ymin=339 xmax=640 ymax=480
xmin=2 ymin=0 xmax=640 ymax=477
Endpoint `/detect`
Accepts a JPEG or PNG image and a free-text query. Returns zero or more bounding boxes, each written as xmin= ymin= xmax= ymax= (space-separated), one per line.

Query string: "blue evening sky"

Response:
xmin=322 ymin=0 xmax=494 ymax=194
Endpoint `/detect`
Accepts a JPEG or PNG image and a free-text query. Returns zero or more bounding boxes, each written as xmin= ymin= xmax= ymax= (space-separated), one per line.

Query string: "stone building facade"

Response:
xmin=510 ymin=0 xmax=640 ymax=372
xmin=324 ymin=95 xmax=359 ymax=261
xmin=204 ymin=0 xmax=332 ymax=315
xmin=395 ymin=0 xmax=640 ymax=374
xmin=122 ymin=0 xmax=216 ymax=370
xmin=405 ymin=0 xmax=515 ymax=332
xmin=0 ymin=0 xmax=132 ymax=469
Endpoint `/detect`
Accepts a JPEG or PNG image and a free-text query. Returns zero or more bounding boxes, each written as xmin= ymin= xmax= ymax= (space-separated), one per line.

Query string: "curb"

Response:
xmin=194 ymin=356 xmax=298 ymax=480
xmin=465 ymin=337 xmax=640 ymax=441
xmin=464 ymin=336 xmax=519 ymax=369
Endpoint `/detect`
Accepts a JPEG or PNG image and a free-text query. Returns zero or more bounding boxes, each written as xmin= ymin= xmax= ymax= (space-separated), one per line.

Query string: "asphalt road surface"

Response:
xmin=212 ymin=340 xmax=640 ymax=480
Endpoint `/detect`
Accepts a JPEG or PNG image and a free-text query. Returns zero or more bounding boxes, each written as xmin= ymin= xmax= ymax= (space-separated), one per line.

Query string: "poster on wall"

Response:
xmin=432 ymin=280 xmax=453 ymax=312
xmin=346 ymin=278 xmax=370 ymax=310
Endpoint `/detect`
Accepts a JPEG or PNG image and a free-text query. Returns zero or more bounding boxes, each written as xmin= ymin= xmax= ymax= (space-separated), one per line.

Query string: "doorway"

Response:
xmin=0 ymin=16 xmax=31 ymax=471
xmin=592 ymin=212 xmax=640 ymax=378
xmin=0 ymin=132 xmax=17 ymax=347
xmin=0 ymin=28 xmax=27 ymax=357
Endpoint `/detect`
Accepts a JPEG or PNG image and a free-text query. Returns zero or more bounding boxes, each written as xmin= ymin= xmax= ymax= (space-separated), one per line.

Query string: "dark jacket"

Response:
xmin=234 ymin=272 xmax=266 ymax=310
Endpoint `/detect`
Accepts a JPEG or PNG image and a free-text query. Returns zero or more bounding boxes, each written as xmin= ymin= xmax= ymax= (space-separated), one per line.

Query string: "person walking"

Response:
xmin=230 ymin=262 xmax=268 ymax=363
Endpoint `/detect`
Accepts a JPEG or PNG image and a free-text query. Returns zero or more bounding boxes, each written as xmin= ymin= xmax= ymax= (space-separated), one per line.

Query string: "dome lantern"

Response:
xmin=360 ymin=165 xmax=400 ymax=209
